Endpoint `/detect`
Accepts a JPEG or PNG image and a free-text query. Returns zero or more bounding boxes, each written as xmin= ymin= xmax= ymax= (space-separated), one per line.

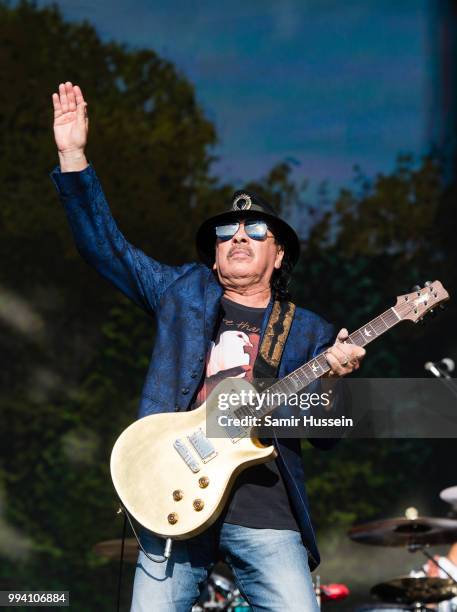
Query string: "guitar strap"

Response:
xmin=253 ymin=300 xmax=296 ymax=381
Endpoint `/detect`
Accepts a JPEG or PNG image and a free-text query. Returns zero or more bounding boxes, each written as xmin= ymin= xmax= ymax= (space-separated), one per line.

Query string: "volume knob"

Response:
xmin=193 ymin=499 xmax=204 ymax=511
xmin=198 ymin=476 xmax=209 ymax=488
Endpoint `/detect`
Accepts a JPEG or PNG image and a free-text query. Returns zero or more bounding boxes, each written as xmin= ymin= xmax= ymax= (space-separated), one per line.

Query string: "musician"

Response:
xmin=50 ymin=81 xmax=365 ymax=612
xmin=425 ymin=485 xmax=457 ymax=612
xmin=424 ymin=543 xmax=457 ymax=611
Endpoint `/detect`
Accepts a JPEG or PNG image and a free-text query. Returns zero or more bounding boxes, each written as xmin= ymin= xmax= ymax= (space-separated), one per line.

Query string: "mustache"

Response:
xmin=228 ymin=246 xmax=253 ymax=258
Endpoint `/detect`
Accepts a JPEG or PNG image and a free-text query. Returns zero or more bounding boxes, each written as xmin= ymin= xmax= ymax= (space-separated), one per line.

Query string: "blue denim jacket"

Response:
xmin=50 ymin=164 xmax=336 ymax=570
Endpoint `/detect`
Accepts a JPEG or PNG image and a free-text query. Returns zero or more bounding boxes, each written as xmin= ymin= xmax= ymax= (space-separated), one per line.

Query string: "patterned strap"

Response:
xmin=253 ymin=300 xmax=296 ymax=380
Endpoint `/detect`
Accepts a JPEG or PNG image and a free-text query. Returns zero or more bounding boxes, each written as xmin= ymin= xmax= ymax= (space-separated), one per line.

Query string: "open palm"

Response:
xmin=52 ymin=82 xmax=88 ymax=153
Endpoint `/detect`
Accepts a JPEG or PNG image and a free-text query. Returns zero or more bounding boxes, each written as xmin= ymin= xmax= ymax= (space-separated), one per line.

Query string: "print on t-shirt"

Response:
xmin=195 ymin=314 xmax=261 ymax=406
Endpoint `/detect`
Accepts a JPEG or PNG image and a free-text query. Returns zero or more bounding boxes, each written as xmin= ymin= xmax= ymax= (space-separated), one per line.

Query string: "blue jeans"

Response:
xmin=130 ymin=522 xmax=319 ymax=611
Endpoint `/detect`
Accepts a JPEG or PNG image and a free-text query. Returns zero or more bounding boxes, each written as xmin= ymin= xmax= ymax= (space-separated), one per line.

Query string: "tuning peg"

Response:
xmin=424 ymin=281 xmax=433 ymax=287
xmin=412 ymin=285 xmax=422 ymax=292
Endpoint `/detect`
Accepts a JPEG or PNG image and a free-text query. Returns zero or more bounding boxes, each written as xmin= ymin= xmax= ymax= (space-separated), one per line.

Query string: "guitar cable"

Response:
xmin=118 ymin=502 xmax=174 ymax=563
xmin=116 ymin=508 xmax=127 ymax=612
xmin=115 ymin=503 xmax=174 ymax=611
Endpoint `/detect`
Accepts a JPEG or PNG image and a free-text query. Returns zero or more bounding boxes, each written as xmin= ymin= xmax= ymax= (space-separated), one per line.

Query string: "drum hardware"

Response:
xmin=440 ymin=485 xmax=457 ymax=512
xmin=424 ymin=358 xmax=455 ymax=380
xmin=348 ymin=513 xmax=457 ymax=586
xmin=348 ymin=515 xmax=457 ymax=548
xmin=357 ymin=605 xmax=423 ymax=611
xmin=315 ymin=574 xmax=321 ymax=608
xmin=191 ymin=563 xmax=250 ymax=611
xmin=370 ymin=576 xmax=457 ymax=607
xmin=314 ymin=575 xmax=350 ymax=607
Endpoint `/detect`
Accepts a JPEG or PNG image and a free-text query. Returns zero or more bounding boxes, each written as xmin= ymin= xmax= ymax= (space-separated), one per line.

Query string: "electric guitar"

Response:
xmin=110 ymin=281 xmax=449 ymax=539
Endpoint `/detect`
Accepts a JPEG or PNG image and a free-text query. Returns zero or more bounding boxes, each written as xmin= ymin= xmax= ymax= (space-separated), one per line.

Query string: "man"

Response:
xmin=50 ymin=81 xmax=365 ymax=611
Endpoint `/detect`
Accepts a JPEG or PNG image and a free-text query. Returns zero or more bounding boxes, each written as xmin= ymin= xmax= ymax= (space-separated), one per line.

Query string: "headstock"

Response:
xmin=395 ymin=281 xmax=450 ymax=323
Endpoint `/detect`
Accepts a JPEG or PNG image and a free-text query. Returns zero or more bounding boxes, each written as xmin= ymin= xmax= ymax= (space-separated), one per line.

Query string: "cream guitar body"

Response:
xmin=111 ymin=378 xmax=275 ymax=540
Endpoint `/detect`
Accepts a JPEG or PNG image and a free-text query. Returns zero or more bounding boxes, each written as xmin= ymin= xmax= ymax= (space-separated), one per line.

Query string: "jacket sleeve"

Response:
xmin=50 ymin=164 xmax=195 ymax=315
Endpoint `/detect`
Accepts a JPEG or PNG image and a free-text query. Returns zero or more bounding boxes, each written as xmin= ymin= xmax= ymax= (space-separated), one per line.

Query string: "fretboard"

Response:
xmin=235 ymin=306 xmax=401 ymax=422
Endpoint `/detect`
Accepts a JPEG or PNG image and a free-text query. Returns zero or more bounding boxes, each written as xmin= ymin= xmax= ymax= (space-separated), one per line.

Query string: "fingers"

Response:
xmin=325 ymin=351 xmax=350 ymax=376
xmin=52 ymin=92 xmax=62 ymax=118
xmin=336 ymin=328 xmax=349 ymax=342
xmin=53 ymin=81 xmax=85 ymax=115
xmin=59 ymin=82 xmax=68 ymax=113
xmin=325 ymin=343 xmax=366 ymax=376
xmin=331 ymin=344 xmax=351 ymax=364
xmin=74 ymin=84 xmax=85 ymax=105
xmin=66 ymin=81 xmax=76 ymax=111
xmin=76 ymin=98 xmax=88 ymax=124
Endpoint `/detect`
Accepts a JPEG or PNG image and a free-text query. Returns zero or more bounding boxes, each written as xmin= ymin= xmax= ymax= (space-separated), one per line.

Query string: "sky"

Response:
xmin=37 ymin=0 xmax=429 ymax=194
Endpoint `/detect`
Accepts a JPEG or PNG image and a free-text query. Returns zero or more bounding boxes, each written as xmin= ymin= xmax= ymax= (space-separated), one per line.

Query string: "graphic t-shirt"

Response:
xmin=194 ymin=296 xmax=300 ymax=531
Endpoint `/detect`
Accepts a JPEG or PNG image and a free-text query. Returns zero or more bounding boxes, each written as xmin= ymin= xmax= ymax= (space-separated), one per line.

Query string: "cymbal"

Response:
xmin=371 ymin=576 xmax=457 ymax=605
xmin=441 ymin=485 xmax=457 ymax=510
xmin=348 ymin=516 xmax=457 ymax=547
xmin=93 ymin=538 xmax=139 ymax=563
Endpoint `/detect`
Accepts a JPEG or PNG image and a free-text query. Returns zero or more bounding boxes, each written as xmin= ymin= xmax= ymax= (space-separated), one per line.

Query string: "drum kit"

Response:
xmin=347 ymin=488 xmax=457 ymax=611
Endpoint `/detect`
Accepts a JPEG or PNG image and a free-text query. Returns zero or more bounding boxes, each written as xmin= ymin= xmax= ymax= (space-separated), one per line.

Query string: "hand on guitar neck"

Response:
xmin=323 ymin=327 xmax=366 ymax=378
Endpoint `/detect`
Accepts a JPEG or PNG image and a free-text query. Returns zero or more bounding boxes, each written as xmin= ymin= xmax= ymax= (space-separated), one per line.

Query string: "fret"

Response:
xmin=316 ymin=354 xmax=330 ymax=372
xmin=384 ymin=307 xmax=399 ymax=326
xmin=272 ymin=379 xmax=285 ymax=395
xmin=300 ymin=366 xmax=315 ymax=384
xmin=358 ymin=323 xmax=376 ymax=343
xmin=349 ymin=309 xmax=397 ymax=348
xmin=299 ymin=364 xmax=313 ymax=382
xmin=308 ymin=359 xmax=323 ymax=377
xmin=246 ymin=302 xmax=405 ymax=425
xmin=263 ymin=378 xmax=289 ymax=406
xmin=350 ymin=330 xmax=367 ymax=347
xmin=288 ymin=371 xmax=302 ymax=390
xmin=391 ymin=306 xmax=401 ymax=321
xmin=373 ymin=315 xmax=388 ymax=332
xmin=295 ymin=366 xmax=311 ymax=386
xmin=282 ymin=378 xmax=296 ymax=395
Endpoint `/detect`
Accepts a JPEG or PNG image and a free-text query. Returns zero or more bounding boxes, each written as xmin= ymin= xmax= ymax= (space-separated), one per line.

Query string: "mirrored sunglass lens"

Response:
xmin=245 ymin=221 xmax=268 ymax=239
xmin=215 ymin=223 xmax=239 ymax=240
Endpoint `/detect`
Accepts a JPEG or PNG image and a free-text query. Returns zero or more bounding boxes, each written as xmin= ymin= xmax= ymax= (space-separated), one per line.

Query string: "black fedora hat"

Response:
xmin=196 ymin=190 xmax=300 ymax=267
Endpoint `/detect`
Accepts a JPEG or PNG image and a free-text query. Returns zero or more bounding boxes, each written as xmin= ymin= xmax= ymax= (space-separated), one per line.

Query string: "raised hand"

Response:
xmin=52 ymin=81 xmax=88 ymax=172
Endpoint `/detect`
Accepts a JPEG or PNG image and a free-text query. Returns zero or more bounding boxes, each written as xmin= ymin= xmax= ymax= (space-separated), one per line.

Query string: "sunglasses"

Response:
xmin=215 ymin=220 xmax=271 ymax=241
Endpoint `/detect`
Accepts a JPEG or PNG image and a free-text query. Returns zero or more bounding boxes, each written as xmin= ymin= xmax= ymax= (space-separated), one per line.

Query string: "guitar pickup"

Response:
xmin=173 ymin=439 xmax=200 ymax=473
xmin=187 ymin=428 xmax=217 ymax=463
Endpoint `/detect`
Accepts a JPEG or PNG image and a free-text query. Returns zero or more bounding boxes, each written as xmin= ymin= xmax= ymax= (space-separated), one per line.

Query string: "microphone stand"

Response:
xmin=425 ymin=361 xmax=457 ymax=400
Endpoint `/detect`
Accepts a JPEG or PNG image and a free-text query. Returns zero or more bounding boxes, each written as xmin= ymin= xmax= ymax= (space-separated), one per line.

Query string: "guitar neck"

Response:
xmin=255 ymin=306 xmax=401 ymax=418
